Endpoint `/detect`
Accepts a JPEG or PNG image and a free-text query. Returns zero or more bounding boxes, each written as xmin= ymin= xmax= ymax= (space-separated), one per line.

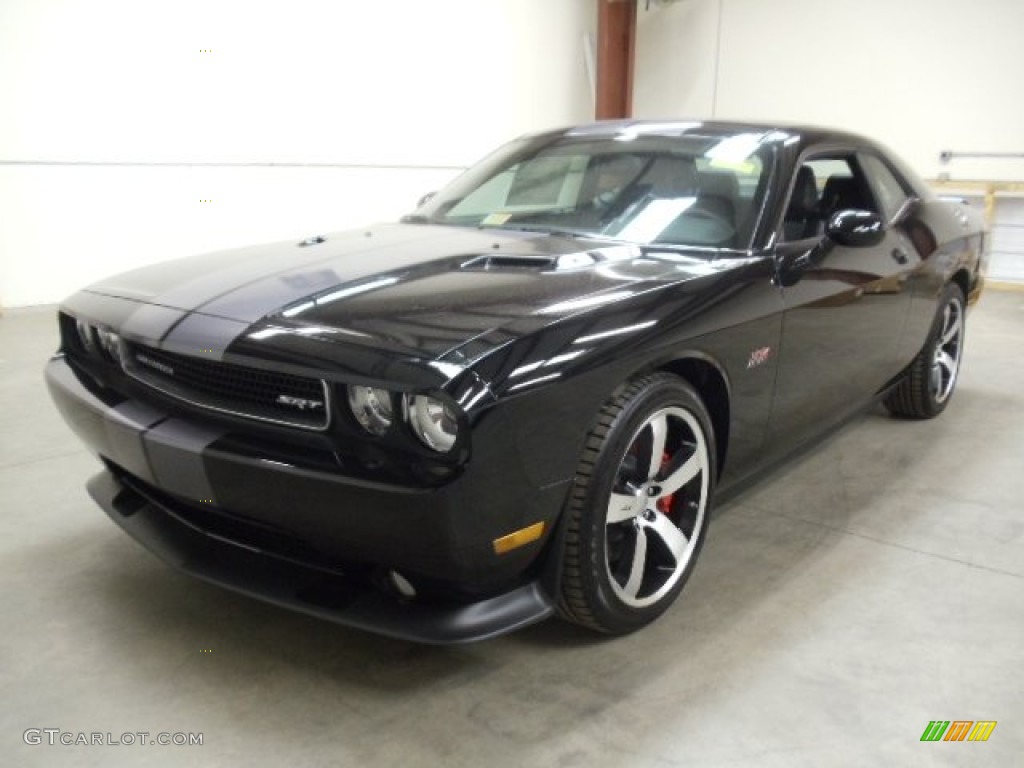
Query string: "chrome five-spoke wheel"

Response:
xmin=605 ymin=406 xmax=709 ymax=608
xmin=557 ymin=374 xmax=715 ymax=634
xmin=931 ymin=296 xmax=963 ymax=405
xmin=885 ymin=282 xmax=966 ymax=419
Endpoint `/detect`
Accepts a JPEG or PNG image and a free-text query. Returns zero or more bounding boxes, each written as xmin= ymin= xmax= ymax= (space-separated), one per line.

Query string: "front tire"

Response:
xmin=557 ymin=374 xmax=715 ymax=635
xmin=885 ymin=283 xmax=965 ymax=419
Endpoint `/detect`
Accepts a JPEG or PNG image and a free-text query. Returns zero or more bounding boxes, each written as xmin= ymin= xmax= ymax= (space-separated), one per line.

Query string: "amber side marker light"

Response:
xmin=493 ymin=522 xmax=545 ymax=555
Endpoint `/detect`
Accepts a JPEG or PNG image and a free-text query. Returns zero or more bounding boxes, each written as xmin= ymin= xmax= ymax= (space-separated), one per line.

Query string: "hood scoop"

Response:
xmin=460 ymin=244 xmax=641 ymax=273
xmin=460 ymin=253 xmax=559 ymax=270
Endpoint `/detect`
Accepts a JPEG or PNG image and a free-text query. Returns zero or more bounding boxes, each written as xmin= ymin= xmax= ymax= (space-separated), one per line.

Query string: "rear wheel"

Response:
xmin=557 ymin=374 xmax=715 ymax=634
xmin=885 ymin=283 xmax=965 ymax=419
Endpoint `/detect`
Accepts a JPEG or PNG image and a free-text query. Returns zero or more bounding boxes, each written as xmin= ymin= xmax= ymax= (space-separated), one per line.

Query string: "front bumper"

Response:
xmin=46 ymin=354 xmax=564 ymax=642
xmin=87 ymin=470 xmax=553 ymax=643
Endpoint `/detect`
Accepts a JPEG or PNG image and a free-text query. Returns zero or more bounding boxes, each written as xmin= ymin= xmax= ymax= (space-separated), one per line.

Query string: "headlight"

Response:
xmin=75 ymin=318 xmax=96 ymax=353
xmin=96 ymin=328 xmax=123 ymax=365
xmin=406 ymin=394 xmax=459 ymax=452
xmin=347 ymin=385 xmax=394 ymax=436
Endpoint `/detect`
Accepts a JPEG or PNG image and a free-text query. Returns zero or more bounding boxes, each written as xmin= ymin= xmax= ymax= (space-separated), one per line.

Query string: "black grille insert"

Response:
xmin=124 ymin=344 xmax=330 ymax=430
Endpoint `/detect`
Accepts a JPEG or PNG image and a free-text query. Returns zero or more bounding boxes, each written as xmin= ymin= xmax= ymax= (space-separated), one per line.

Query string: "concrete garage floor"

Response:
xmin=1 ymin=291 xmax=1022 ymax=768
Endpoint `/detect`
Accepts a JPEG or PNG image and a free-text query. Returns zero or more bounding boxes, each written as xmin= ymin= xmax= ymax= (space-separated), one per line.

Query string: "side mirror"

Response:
xmin=417 ymin=191 xmax=437 ymax=208
xmin=826 ymin=209 xmax=885 ymax=248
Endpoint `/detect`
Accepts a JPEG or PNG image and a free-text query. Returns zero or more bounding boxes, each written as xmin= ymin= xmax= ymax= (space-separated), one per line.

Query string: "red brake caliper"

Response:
xmin=656 ymin=452 xmax=675 ymax=514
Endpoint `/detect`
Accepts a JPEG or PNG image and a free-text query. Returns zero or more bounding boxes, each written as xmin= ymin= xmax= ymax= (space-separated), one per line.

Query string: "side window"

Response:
xmin=781 ymin=154 xmax=879 ymax=242
xmin=859 ymin=153 xmax=911 ymax=221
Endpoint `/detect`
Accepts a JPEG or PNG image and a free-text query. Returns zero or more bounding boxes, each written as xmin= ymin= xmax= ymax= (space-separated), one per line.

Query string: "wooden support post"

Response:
xmin=596 ymin=0 xmax=637 ymax=119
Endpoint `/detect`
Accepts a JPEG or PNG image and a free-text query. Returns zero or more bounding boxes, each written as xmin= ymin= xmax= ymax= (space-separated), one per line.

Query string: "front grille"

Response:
xmin=124 ymin=344 xmax=330 ymax=430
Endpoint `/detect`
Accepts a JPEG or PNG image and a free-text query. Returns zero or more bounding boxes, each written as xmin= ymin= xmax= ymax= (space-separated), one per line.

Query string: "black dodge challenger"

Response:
xmin=46 ymin=121 xmax=987 ymax=642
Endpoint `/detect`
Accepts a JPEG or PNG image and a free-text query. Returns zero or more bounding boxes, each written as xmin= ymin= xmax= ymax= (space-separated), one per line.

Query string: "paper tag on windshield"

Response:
xmin=481 ymin=212 xmax=512 ymax=226
xmin=708 ymin=158 xmax=755 ymax=174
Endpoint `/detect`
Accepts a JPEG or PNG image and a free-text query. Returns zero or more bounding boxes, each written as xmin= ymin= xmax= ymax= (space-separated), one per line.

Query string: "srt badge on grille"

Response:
xmin=276 ymin=394 xmax=324 ymax=411
xmin=135 ymin=353 xmax=175 ymax=376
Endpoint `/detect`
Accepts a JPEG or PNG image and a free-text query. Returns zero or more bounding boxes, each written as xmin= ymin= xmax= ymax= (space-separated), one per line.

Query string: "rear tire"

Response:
xmin=885 ymin=283 xmax=965 ymax=419
xmin=556 ymin=374 xmax=715 ymax=635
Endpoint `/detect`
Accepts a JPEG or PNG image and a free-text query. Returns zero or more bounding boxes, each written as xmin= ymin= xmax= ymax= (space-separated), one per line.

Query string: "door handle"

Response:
xmin=891 ymin=248 xmax=909 ymax=265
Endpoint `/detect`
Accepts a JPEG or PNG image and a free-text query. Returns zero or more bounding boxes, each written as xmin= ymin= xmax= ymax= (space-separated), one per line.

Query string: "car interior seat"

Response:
xmin=642 ymin=154 xmax=699 ymax=198
xmin=658 ymin=168 xmax=738 ymax=248
xmin=820 ymin=175 xmax=873 ymax=217
xmin=784 ymin=166 xmax=821 ymax=240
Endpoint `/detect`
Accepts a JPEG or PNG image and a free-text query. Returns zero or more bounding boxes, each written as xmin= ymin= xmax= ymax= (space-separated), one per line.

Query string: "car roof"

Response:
xmin=527 ymin=119 xmax=879 ymax=152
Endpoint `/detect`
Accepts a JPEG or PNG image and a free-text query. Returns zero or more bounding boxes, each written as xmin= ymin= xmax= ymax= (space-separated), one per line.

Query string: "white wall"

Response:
xmin=0 ymin=0 xmax=597 ymax=307
xmin=634 ymin=0 xmax=1024 ymax=180
xmin=633 ymin=0 xmax=1024 ymax=280
xmin=633 ymin=0 xmax=722 ymax=122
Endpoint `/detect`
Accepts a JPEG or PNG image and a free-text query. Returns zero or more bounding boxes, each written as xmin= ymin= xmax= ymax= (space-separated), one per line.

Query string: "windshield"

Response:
xmin=412 ymin=129 xmax=776 ymax=250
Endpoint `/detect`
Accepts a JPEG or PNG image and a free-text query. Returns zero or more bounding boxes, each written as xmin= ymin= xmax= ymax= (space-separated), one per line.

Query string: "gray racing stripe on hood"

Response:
xmin=159 ymin=313 xmax=250 ymax=361
xmin=191 ymin=227 xmax=479 ymax=324
xmin=119 ymin=303 xmax=188 ymax=345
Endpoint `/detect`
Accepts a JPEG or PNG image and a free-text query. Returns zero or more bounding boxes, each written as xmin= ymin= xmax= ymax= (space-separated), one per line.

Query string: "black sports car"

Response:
xmin=46 ymin=121 xmax=987 ymax=642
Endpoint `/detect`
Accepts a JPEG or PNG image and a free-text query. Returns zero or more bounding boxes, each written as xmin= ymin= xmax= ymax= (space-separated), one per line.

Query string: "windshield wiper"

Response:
xmin=481 ymin=223 xmax=597 ymax=240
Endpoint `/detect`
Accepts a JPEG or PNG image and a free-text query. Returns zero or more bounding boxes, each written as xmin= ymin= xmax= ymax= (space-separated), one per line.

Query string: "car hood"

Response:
xmin=83 ymin=222 xmax=717 ymax=361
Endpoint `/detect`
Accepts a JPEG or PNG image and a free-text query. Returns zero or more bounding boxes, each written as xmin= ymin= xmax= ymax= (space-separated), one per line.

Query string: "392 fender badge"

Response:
xmin=747 ymin=346 xmax=772 ymax=369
